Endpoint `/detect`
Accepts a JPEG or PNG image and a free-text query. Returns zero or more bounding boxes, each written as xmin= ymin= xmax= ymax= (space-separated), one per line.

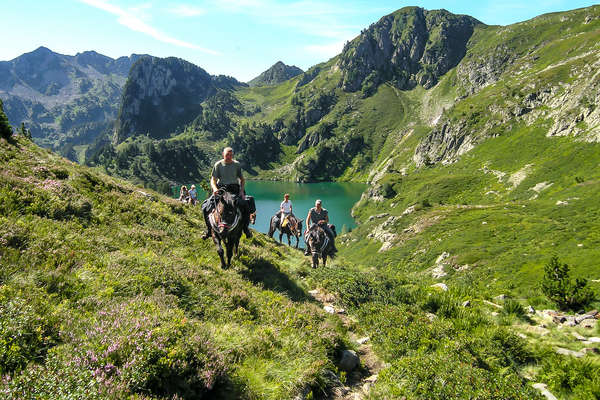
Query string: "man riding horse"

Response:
xmin=202 ymin=147 xmax=253 ymax=240
xmin=304 ymin=199 xmax=337 ymax=256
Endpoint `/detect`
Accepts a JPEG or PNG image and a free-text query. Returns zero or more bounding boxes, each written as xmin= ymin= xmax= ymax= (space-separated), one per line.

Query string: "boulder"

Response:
xmin=575 ymin=314 xmax=595 ymax=324
xmin=339 ymin=350 xmax=360 ymax=371
xmin=533 ymin=383 xmax=558 ymax=400
xmin=324 ymin=305 xmax=335 ymax=314
xmin=431 ymin=283 xmax=448 ymax=291
xmin=357 ymin=337 xmax=370 ymax=345
xmin=556 ymin=347 xmax=585 ymax=358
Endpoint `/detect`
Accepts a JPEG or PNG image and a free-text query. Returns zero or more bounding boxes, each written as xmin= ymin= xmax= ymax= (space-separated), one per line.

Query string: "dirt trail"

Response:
xmin=308 ymin=289 xmax=386 ymax=400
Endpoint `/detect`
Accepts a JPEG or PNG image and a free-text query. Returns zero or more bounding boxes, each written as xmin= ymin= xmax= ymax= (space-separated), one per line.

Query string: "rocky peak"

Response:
xmin=113 ymin=56 xmax=243 ymax=143
xmin=337 ymin=7 xmax=481 ymax=93
xmin=248 ymin=61 xmax=303 ymax=86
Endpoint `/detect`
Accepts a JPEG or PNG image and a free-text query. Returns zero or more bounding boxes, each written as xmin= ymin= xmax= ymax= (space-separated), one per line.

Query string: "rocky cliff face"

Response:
xmin=113 ymin=57 xmax=244 ymax=143
xmin=337 ymin=7 xmax=481 ymax=93
xmin=0 ymin=47 xmax=143 ymax=155
xmin=248 ymin=61 xmax=303 ymax=87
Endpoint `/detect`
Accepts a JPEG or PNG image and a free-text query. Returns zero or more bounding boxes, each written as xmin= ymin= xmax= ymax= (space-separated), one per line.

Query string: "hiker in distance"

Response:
xmin=202 ymin=147 xmax=253 ymax=239
xmin=304 ymin=199 xmax=337 ymax=255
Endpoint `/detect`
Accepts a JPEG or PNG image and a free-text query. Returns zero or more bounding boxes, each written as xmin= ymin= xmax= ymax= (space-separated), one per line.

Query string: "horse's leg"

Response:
xmin=323 ymin=254 xmax=327 ymax=267
xmin=214 ymin=237 xmax=226 ymax=269
xmin=311 ymin=253 xmax=319 ymax=269
xmin=226 ymin=240 xmax=233 ymax=269
xmin=295 ymin=235 xmax=299 ymax=248
xmin=279 ymin=232 xmax=283 ymax=243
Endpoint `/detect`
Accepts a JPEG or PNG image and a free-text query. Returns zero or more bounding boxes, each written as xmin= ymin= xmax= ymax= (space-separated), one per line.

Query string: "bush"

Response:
xmin=373 ymin=345 xmax=541 ymax=399
xmin=538 ymin=355 xmax=600 ymax=399
xmin=0 ymin=289 xmax=59 ymax=374
xmin=541 ymin=256 xmax=595 ymax=310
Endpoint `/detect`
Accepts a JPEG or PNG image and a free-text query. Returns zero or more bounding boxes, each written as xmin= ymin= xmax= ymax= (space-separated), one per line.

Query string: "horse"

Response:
xmin=268 ymin=214 xmax=303 ymax=248
xmin=208 ymin=190 xmax=243 ymax=269
xmin=304 ymin=224 xmax=336 ymax=268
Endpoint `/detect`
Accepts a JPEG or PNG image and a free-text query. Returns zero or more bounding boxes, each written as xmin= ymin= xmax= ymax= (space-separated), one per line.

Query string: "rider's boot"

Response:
xmin=202 ymin=211 xmax=212 ymax=239
xmin=242 ymin=212 xmax=253 ymax=238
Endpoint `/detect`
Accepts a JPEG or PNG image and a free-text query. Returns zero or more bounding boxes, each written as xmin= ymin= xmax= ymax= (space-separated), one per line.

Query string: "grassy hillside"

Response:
xmin=0 ymin=136 xmax=350 ymax=399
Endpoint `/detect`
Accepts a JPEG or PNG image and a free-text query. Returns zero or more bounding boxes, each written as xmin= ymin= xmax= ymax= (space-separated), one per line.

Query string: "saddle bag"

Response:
xmin=201 ymin=197 xmax=214 ymax=213
xmin=245 ymin=195 xmax=256 ymax=214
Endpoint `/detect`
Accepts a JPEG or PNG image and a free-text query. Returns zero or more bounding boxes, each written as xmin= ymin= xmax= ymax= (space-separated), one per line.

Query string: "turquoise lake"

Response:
xmin=177 ymin=181 xmax=366 ymax=247
xmin=244 ymin=181 xmax=366 ymax=242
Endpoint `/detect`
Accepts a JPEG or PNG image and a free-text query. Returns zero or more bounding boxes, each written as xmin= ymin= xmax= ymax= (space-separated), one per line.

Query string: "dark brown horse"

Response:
xmin=208 ymin=190 xmax=243 ymax=269
xmin=268 ymin=214 xmax=303 ymax=248
xmin=304 ymin=224 xmax=335 ymax=268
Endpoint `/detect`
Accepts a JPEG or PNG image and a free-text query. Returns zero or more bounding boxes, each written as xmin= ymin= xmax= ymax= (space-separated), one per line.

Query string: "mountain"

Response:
xmin=248 ymin=61 xmax=303 ymax=87
xmin=0 ymin=47 xmax=144 ymax=159
xmin=113 ymin=56 xmax=245 ymax=144
xmin=338 ymin=7 xmax=480 ymax=93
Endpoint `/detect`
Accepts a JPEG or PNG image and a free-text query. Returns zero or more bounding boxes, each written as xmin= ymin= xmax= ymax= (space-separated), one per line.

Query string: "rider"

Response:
xmin=202 ymin=147 xmax=252 ymax=239
xmin=304 ymin=199 xmax=337 ymax=256
xmin=277 ymin=193 xmax=293 ymax=227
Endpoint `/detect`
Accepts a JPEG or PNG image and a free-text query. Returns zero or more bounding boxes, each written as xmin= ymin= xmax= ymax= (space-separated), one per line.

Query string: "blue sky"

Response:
xmin=3 ymin=1 xmax=598 ymax=82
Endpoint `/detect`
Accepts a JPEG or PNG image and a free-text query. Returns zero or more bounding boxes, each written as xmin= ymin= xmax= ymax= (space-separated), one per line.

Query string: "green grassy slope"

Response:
xmin=0 ymin=136 xmax=349 ymax=399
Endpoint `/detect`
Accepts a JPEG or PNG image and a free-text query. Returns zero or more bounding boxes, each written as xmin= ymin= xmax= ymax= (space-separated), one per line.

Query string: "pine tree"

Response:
xmin=19 ymin=122 xmax=32 ymax=140
xmin=0 ymin=99 xmax=13 ymax=140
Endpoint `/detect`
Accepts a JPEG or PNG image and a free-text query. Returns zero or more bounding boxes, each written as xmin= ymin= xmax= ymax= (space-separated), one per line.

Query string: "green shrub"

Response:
xmin=502 ymin=299 xmax=527 ymax=319
xmin=538 ymin=355 xmax=600 ymax=399
xmin=0 ymin=99 xmax=12 ymax=140
xmin=541 ymin=256 xmax=595 ymax=310
xmin=373 ymin=346 xmax=541 ymax=399
xmin=0 ymin=289 xmax=59 ymax=374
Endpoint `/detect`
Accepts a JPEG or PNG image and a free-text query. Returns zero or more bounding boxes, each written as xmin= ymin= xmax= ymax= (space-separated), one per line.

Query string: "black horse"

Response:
xmin=208 ymin=190 xmax=243 ymax=269
xmin=304 ymin=224 xmax=336 ymax=268
xmin=268 ymin=214 xmax=303 ymax=248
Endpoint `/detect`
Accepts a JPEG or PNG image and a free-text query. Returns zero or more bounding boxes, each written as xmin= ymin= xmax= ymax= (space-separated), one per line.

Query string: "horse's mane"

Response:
xmin=219 ymin=191 xmax=236 ymax=207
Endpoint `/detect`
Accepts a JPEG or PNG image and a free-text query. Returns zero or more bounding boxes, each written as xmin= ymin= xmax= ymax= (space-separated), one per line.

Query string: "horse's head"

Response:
xmin=289 ymin=217 xmax=303 ymax=237
xmin=306 ymin=224 xmax=326 ymax=253
xmin=213 ymin=191 xmax=241 ymax=235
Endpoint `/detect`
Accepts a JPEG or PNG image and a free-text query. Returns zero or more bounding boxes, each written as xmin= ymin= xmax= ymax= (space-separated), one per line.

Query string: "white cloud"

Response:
xmin=79 ymin=0 xmax=220 ymax=54
xmin=169 ymin=4 xmax=206 ymax=17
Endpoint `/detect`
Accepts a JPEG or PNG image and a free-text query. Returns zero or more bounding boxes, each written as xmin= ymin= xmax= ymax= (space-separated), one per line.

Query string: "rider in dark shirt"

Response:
xmin=202 ymin=147 xmax=252 ymax=239
xmin=304 ymin=199 xmax=337 ymax=255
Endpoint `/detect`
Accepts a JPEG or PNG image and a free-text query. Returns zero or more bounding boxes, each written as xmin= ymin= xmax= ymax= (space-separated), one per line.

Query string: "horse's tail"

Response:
xmin=268 ymin=216 xmax=275 ymax=237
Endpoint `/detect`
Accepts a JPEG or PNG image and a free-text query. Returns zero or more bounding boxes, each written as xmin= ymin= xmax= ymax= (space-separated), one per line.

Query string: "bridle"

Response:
xmin=308 ymin=225 xmax=329 ymax=256
xmin=210 ymin=190 xmax=241 ymax=234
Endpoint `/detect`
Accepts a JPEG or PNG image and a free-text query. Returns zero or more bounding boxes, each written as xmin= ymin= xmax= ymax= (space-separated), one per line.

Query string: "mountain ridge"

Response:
xmin=0 ymin=46 xmax=146 ymax=158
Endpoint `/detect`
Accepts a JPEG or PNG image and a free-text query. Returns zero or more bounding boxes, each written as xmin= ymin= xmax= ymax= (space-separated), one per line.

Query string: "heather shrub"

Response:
xmin=52 ymin=294 xmax=227 ymax=398
xmin=0 ymin=288 xmax=59 ymax=374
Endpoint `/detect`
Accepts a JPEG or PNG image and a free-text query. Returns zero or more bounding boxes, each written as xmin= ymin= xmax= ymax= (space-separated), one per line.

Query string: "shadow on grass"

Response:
xmin=239 ymin=256 xmax=311 ymax=302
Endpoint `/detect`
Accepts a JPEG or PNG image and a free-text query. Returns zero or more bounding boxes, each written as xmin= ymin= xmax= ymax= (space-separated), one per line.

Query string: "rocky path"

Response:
xmin=308 ymin=289 xmax=386 ymax=400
